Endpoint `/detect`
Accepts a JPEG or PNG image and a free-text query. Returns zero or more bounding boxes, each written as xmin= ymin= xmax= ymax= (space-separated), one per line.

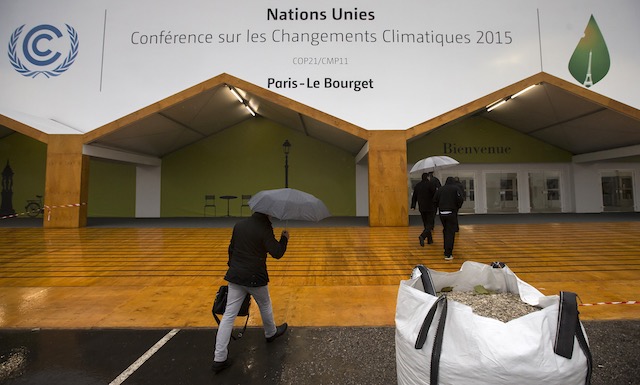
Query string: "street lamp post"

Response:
xmin=282 ymin=139 xmax=291 ymax=188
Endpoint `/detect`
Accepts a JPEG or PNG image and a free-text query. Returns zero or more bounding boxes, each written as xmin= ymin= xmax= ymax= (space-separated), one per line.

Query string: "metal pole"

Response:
xmin=284 ymin=153 xmax=289 ymax=188
xmin=283 ymin=139 xmax=291 ymax=188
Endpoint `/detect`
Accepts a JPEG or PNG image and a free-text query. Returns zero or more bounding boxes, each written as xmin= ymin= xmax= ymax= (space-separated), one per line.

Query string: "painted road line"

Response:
xmin=109 ymin=328 xmax=180 ymax=385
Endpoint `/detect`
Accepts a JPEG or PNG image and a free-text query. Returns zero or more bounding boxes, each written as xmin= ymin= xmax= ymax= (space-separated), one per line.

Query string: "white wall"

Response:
xmin=572 ymin=162 xmax=640 ymax=213
xmin=355 ymin=163 xmax=369 ymax=217
xmin=572 ymin=163 xmax=603 ymax=213
xmin=135 ymin=165 xmax=161 ymax=218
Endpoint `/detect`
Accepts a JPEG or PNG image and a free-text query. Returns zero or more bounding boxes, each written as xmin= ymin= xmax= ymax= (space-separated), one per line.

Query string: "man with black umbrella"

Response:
xmin=212 ymin=211 xmax=290 ymax=373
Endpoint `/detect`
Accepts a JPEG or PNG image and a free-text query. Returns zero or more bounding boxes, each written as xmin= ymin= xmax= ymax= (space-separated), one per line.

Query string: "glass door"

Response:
xmin=529 ymin=171 xmax=562 ymax=213
xmin=601 ymin=171 xmax=634 ymax=212
xmin=486 ymin=172 xmax=518 ymax=213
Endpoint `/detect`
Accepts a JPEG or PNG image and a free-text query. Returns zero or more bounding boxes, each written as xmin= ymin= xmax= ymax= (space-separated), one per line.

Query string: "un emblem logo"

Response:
xmin=8 ymin=24 xmax=79 ymax=78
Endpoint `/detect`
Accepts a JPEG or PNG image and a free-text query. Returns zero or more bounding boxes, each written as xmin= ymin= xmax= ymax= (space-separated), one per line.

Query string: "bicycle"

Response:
xmin=25 ymin=195 xmax=44 ymax=217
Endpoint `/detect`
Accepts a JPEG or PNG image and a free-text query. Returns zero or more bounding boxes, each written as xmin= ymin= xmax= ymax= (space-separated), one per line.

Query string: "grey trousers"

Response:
xmin=214 ymin=282 xmax=277 ymax=362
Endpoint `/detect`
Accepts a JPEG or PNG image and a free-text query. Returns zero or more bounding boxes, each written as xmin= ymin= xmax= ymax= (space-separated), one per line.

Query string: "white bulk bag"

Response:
xmin=395 ymin=261 xmax=592 ymax=385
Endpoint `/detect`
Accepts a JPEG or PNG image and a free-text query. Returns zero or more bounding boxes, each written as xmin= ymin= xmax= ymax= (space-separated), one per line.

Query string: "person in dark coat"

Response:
xmin=411 ymin=172 xmax=441 ymax=246
xmin=452 ymin=176 xmax=466 ymax=232
xmin=453 ymin=176 xmax=467 ymax=202
xmin=433 ymin=177 xmax=464 ymax=260
xmin=213 ymin=212 xmax=289 ymax=373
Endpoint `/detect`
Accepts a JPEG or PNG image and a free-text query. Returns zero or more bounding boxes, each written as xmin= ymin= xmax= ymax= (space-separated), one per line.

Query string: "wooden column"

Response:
xmin=367 ymin=131 xmax=408 ymax=226
xmin=44 ymin=135 xmax=89 ymax=228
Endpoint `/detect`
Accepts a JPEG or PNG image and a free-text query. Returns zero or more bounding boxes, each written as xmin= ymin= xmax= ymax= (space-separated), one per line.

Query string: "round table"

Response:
xmin=220 ymin=195 xmax=237 ymax=217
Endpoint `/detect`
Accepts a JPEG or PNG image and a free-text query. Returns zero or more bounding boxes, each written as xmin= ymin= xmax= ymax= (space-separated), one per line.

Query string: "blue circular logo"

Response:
xmin=8 ymin=24 xmax=79 ymax=78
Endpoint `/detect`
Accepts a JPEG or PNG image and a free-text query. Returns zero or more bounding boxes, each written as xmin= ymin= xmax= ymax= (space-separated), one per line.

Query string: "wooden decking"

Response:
xmin=0 ymin=220 xmax=638 ymax=328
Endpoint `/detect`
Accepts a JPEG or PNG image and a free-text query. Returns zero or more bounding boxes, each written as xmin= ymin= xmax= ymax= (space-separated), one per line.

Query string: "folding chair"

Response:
xmin=204 ymin=195 xmax=217 ymax=216
xmin=240 ymin=195 xmax=251 ymax=216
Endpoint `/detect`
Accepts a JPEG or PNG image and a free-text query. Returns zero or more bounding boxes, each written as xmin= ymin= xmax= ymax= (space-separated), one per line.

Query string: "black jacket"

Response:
xmin=224 ymin=212 xmax=288 ymax=287
xmin=411 ymin=176 xmax=441 ymax=212
xmin=433 ymin=177 xmax=464 ymax=212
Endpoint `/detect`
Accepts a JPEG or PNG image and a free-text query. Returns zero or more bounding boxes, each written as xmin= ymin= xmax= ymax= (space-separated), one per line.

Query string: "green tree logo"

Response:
xmin=568 ymin=15 xmax=610 ymax=88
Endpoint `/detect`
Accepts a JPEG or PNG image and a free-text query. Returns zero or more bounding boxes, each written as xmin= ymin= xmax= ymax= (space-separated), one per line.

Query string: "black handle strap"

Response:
xmin=554 ymin=291 xmax=593 ymax=384
xmin=234 ymin=315 xmax=249 ymax=340
xmin=575 ymin=316 xmax=593 ymax=385
xmin=214 ymin=312 xmax=249 ymax=340
xmin=416 ymin=265 xmax=437 ymax=296
xmin=212 ymin=288 xmax=251 ymax=341
xmin=414 ymin=294 xmax=448 ymax=385
xmin=555 ymin=291 xmax=578 ymax=358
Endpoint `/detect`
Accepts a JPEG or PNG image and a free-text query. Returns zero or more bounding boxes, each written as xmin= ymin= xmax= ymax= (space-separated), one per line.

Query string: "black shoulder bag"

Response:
xmin=212 ymin=285 xmax=252 ymax=340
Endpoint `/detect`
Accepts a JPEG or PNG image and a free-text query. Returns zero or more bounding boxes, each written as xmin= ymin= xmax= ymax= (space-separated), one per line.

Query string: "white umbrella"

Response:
xmin=248 ymin=188 xmax=331 ymax=222
xmin=410 ymin=156 xmax=459 ymax=174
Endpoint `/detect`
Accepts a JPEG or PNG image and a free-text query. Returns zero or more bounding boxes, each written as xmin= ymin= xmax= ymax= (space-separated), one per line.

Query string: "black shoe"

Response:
xmin=427 ymin=235 xmax=433 ymax=244
xmin=266 ymin=323 xmax=288 ymax=343
xmin=418 ymin=236 xmax=425 ymax=247
xmin=444 ymin=255 xmax=453 ymax=261
xmin=212 ymin=359 xmax=232 ymax=373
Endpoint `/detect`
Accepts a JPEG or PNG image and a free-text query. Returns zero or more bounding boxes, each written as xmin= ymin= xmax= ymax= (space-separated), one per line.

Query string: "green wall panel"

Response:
xmin=0 ymin=133 xmax=46 ymax=217
xmin=88 ymin=158 xmax=136 ymax=217
xmin=161 ymin=117 xmax=356 ymax=217
xmin=408 ymin=116 xmax=573 ymax=163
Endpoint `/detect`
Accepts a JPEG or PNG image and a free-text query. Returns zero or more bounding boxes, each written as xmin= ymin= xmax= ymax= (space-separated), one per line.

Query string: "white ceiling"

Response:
xmin=475 ymin=83 xmax=640 ymax=157
xmin=83 ymin=84 xmax=369 ymax=157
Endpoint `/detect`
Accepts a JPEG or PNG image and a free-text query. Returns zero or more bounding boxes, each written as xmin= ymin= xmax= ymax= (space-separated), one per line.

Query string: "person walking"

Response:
xmin=452 ymin=176 xmax=466 ymax=233
xmin=411 ymin=172 xmax=441 ymax=246
xmin=453 ymin=176 xmax=467 ymax=202
xmin=213 ymin=212 xmax=290 ymax=373
xmin=433 ymin=176 xmax=464 ymax=260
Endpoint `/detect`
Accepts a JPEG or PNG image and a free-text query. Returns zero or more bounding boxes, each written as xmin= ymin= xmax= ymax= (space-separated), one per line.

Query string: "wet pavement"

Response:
xmin=1 ymin=321 xmax=639 ymax=385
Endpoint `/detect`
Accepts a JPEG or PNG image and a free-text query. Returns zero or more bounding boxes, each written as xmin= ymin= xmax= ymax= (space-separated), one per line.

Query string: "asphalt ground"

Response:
xmin=0 ymin=320 xmax=638 ymax=385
